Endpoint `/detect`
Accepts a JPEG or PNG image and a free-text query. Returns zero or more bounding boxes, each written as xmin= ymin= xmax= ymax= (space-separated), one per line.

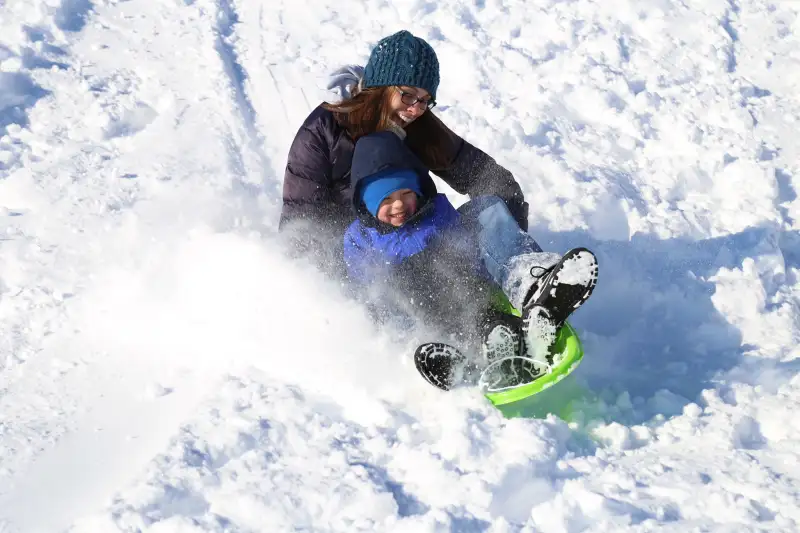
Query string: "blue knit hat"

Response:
xmin=363 ymin=30 xmax=440 ymax=100
xmin=359 ymin=169 xmax=422 ymax=217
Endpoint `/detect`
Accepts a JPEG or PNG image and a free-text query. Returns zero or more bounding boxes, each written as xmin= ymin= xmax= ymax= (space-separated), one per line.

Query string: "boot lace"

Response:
xmin=529 ymin=265 xmax=551 ymax=278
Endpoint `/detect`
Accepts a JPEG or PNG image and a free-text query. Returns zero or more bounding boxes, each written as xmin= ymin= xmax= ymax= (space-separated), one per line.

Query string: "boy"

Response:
xmin=343 ymin=131 xmax=598 ymax=389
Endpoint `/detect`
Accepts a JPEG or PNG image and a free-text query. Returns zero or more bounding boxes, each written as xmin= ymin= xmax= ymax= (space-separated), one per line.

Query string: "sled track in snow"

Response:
xmin=214 ymin=0 xmax=271 ymax=181
xmin=720 ymin=0 xmax=740 ymax=73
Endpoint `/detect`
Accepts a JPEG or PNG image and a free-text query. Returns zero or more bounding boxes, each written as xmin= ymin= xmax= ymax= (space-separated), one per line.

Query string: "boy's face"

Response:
xmin=377 ymin=189 xmax=418 ymax=227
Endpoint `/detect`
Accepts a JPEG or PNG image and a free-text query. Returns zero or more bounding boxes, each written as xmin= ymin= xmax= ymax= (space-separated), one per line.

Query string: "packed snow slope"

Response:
xmin=1 ymin=0 xmax=800 ymax=531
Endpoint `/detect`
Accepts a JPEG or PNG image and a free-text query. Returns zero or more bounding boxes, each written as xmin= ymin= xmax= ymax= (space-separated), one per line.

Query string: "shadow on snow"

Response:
xmin=530 ymin=225 xmax=799 ymax=425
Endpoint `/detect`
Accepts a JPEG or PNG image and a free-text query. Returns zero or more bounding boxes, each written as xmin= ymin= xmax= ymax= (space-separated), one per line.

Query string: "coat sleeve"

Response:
xmin=279 ymin=120 xmax=351 ymax=276
xmin=343 ymin=223 xmax=415 ymax=327
xmin=410 ymin=112 xmax=530 ymax=231
xmin=343 ymin=223 xmax=378 ymax=284
xmin=279 ymin=124 xmax=348 ymax=229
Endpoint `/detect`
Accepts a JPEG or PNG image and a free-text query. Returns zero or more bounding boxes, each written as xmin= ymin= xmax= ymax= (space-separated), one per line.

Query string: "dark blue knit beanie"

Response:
xmin=363 ymin=30 xmax=440 ymax=100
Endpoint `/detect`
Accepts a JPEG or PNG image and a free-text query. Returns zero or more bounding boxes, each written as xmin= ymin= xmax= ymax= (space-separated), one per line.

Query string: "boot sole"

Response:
xmin=414 ymin=342 xmax=465 ymax=391
xmin=524 ymin=247 xmax=598 ymax=329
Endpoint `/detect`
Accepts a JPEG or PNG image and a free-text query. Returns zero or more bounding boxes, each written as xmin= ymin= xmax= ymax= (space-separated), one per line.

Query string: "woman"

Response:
xmin=279 ymin=30 xmax=530 ymax=274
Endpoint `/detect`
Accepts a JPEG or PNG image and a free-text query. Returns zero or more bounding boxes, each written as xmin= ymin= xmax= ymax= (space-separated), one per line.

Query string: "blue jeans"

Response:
xmin=458 ymin=196 xmax=559 ymax=309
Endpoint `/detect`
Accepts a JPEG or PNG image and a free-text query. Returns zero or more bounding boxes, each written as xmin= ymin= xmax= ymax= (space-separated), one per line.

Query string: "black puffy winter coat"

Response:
xmin=279 ymin=104 xmax=529 ymax=273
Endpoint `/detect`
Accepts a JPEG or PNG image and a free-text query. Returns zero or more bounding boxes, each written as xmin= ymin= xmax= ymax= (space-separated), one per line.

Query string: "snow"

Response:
xmin=1 ymin=0 xmax=800 ymax=531
xmin=554 ymin=251 xmax=597 ymax=286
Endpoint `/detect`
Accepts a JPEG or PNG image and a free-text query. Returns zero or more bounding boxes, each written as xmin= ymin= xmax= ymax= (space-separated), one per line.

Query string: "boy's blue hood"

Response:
xmin=350 ymin=131 xmax=438 ymax=217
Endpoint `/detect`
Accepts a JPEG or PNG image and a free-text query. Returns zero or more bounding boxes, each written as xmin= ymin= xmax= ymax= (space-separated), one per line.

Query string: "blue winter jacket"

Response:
xmin=344 ymin=194 xmax=462 ymax=282
xmin=343 ymin=131 xmax=496 ymax=333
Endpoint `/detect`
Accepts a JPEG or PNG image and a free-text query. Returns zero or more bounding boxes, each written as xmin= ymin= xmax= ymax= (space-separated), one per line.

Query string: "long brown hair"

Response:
xmin=404 ymin=111 xmax=457 ymax=170
xmin=323 ymin=87 xmax=395 ymax=141
xmin=324 ymin=87 xmax=455 ymax=170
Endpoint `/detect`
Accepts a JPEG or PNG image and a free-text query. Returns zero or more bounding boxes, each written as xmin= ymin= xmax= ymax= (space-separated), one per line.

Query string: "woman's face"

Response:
xmin=387 ymin=86 xmax=434 ymax=127
xmin=376 ymin=189 xmax=418 ymax=226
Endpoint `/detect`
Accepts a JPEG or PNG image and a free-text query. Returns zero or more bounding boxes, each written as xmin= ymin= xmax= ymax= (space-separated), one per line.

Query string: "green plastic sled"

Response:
xmin=484 ymin=322 xmax=586 ymax=419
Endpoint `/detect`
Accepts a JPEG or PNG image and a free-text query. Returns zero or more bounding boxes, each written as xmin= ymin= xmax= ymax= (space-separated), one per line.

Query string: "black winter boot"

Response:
xmin=414 ymin=343 xmax=479 ymax=391
xmin=479 ymin=312 xmax=522 ymax=364
xmin=519 ymin=248 xmax=598 ymax=361
xmin=521 ymin=247 xmax=598 ymax=330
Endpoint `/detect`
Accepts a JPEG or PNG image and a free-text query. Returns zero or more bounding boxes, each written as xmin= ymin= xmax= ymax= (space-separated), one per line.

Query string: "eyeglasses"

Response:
xmin=396 ymin=88 xmax=436 ymax=109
